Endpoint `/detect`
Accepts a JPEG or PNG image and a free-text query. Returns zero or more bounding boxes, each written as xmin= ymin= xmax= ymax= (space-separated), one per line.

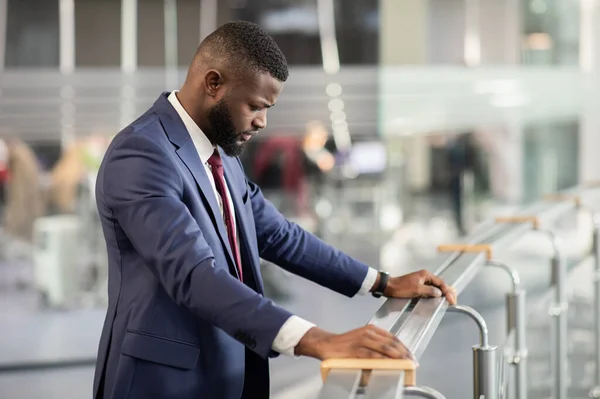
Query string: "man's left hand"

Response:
xmin=383 ymin=269 xmax=457 ymax=305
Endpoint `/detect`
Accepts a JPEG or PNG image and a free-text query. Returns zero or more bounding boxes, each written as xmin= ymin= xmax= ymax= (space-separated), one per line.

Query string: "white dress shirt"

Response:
xmin=167 ymin=91 xmax=378 ymax=356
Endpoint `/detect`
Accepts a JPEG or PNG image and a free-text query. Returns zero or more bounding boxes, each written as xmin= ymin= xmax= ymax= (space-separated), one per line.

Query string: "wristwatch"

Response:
xmin=371 ymin=271 xmax=390 ymax=298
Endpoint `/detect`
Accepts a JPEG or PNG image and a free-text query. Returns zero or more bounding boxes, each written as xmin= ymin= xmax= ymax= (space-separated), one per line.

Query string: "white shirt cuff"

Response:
xmin=271 ymin=315 xmax=316 ymax=357
xmin=357 ymin=267 xmax=379 ymax=295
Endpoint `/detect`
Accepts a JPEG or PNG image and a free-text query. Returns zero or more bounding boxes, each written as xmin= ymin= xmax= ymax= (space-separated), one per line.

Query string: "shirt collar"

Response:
xmin=167 ymin=90 xmax=215 ymax=164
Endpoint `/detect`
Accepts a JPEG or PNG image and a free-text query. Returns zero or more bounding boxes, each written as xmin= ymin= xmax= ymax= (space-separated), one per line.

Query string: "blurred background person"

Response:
xmin=3 ymin=138 xmax=45 ymax=242
xmin=446 ymin=132 xmax=476 ymax=236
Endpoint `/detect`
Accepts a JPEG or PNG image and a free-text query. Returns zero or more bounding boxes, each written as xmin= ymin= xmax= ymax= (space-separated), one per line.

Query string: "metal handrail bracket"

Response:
xmin=383 ymin=252 xmax=486 ymax=359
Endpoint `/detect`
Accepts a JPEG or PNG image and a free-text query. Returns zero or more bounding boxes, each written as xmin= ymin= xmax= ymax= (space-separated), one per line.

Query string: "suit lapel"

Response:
xmin=175 ymin=142 xmax=238 ymax=277
xmin=222 ymin=154 xmax=262 ymax=287
xmin=152 ymin=93 xmax=237 ymax=276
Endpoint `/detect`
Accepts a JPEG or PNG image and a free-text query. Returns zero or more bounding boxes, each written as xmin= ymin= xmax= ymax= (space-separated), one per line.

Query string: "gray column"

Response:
xmin=579 ymin=0 xmax=600 ymax=183
xmin=59 ymin=0 xmax=75 ymax=74
xmin=504 ymin=0 xmax=522 ymax=64
xmin=464 ymin=0 xmax=481 ymax=67
xmin=164 ymin=0 xmax=178 ymax=89
xmin=379 ymin=0 xmax=430 ymax=192
xmin=592 ymin=219 xmax=600 ymax=397
xmin=121 ymin=0 xmax=137 ymax=73
xmin=0 ymin=0 xmax=7 ymax=70
xmin=380 ymin=0 xmax=428 ymax=65
xmin=501 ymin=0 xmax=524 ymax=202
xmin=317 ymin=0 xmax=340 ymax=75
xmin=120 ymin=0 xmax=137 ymax=131
xmin=477 ymin=0 xmax=524 ymax=202
xmin=199 ymin=0 xmax=217 ymax=43
xmin=59 ymin=0 xmax=75 ymax=150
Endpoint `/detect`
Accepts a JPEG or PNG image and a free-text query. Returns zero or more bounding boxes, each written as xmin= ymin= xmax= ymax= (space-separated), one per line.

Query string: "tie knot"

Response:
xmin=207 ymin=149 xmax=222 ymax=168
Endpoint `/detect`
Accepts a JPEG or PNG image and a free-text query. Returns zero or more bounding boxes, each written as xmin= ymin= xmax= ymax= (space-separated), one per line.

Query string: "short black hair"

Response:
xmin=197 ymin=21 xmax=289 ymax=82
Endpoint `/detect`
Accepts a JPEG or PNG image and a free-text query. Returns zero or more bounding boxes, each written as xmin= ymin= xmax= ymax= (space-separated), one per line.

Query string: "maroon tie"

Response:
xmin=207 ymin=149 xmax=243 ymax=281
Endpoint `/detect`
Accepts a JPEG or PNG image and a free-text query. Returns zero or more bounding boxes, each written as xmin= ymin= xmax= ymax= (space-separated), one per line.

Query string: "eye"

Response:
xmin=249 ymin=105 xmax=262 ymax=112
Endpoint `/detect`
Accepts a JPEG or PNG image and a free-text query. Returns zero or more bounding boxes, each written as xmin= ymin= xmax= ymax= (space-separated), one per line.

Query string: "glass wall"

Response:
xmin=226 ymin=0 xmax=379 ymax=65
xmin=521 ymin=0 xmax=581 ymax=202
xmin=75 ymin=0 xmax=121 ymax=66
xmin=5 ymin=0 xmax=380 ymax=68
xmin=333 ymin=0 xmax=378 ymax=64
xmin=522 ymin=0 xmax=580 ymax=65
xmin=5 ymin=0 xmax=59 ymax=67
xmin=228 ymin=0 xmax=322 ymax=65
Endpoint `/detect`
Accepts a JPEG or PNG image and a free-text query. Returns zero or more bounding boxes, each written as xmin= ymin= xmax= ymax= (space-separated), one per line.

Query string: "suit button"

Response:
xmin=248 ymin=339 xmax=257 ymax=349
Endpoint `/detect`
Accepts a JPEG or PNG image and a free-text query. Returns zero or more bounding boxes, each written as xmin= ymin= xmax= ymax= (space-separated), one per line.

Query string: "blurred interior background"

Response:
xmin=1 ymin=0 xmax=600 ymax=398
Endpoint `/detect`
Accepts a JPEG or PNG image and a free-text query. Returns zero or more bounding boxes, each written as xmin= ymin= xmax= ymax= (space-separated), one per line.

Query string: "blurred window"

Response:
xmin=225 ymin=0 xmax=379 ymax=66
xmin=5 ymin=0 xmax=59 ymax=67
xmin=75 ymin=0 xmax=120 ymax=67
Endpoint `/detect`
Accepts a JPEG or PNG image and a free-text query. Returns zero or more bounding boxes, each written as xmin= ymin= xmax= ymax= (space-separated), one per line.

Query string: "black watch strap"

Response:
xmin=372 ymin=271 xmax=390 ymax=298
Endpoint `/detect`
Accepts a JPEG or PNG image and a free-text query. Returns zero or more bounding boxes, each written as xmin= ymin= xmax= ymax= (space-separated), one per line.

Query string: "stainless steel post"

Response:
xmin=0 ymin=0 xmax=6 ymax=71
xmin=448 ymin=305 xmax=498 ymax=399
xmin=506 ymin=290 xmax=527 ymax=399
xmin=487 ymin=260 xmax=527 ymax=399
xmin=545 ymin=231 xmax=567 ymax=399
xmin=591 ymin=215 xmax=600 ymax=398
xmin=473 ymin=346 xmax=497 ymax=399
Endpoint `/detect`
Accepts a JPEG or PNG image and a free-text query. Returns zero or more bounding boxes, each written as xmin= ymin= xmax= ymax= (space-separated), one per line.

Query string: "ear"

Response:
xmin=204 ymin=69 xmax=224 ymax=98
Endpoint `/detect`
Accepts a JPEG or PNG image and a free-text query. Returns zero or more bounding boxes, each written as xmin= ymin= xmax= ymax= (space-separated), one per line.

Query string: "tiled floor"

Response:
xmin=0 ymin=194 xmax=599 ymax=398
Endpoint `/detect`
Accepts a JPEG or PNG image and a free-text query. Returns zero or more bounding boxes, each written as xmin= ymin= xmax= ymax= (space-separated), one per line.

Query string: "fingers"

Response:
xmin=417 ymin=284 xmax=443 ymax=298
xmin=446 ymin=286 xmax=457 ymax=305
xmin=420 ymin=270 xmax=457 ymax=305
xmin=363 ymin=336 xmax=409 ymax=359
xmin=320 ymin=325 xmax=416 ymax=364
xmin=423 ymin=271 xmax=449 ymax=293
xmin=360 ymin=340 xmax=405 ymax=359
xmin=358 ymin=326 xmax=413 ymax=360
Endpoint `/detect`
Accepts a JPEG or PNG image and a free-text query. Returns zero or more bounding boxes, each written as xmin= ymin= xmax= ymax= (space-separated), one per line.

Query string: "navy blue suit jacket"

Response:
xmin=92 ymin=93 xmax=370 ymax=399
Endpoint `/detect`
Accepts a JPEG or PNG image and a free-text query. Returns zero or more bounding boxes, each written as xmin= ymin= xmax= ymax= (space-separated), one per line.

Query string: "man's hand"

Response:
xmin=294 ymin=325 xmax=414 ymax=361
xmin=381 ymin=269 xmax=457 ymax=305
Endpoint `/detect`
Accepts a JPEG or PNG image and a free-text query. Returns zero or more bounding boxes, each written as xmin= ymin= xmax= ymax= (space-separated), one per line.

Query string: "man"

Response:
xmin=93 ymin=21 xmax=456 ymax=399
xmin=447 ymin=132 xmax=477 ymax=236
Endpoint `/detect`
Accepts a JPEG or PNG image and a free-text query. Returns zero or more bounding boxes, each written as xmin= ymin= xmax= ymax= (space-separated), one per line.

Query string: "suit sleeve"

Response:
xmin=101 ymin=134 xmax=292 ymax=358
xmin=242 ymin=167 xmax=370 ymax=297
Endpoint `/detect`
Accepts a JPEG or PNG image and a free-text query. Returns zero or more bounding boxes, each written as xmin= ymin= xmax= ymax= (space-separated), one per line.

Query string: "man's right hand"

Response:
xmin=294 ymin=325 xmax=413 ymax=361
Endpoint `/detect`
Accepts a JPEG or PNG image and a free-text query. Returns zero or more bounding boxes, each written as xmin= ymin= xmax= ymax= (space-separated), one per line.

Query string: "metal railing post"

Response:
xmin=448 ymin=305 xmax=498 ymax=399
xmin=543 ymin=230 xmax=568 ymax=399
xmin=506 ymin=289 xmax=527 ymax=399
xmin=590 ymin=213 xmax=600 ymax=398
xmin=486 ymin=260 xmax=527 ymax=399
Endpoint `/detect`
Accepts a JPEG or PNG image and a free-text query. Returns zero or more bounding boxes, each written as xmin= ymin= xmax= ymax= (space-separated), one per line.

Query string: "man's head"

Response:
xmin=178 ymin=21 xmax=288 ymax=156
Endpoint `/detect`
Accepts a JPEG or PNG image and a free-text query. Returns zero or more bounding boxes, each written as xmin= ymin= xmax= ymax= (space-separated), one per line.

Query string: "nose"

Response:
xmin=253 ymin=110 xmax=267 ymax=130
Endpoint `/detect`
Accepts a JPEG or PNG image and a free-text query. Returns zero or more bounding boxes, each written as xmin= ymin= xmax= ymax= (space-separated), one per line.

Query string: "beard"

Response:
xmin=205 ymin=99 xmax=247 ymax=157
